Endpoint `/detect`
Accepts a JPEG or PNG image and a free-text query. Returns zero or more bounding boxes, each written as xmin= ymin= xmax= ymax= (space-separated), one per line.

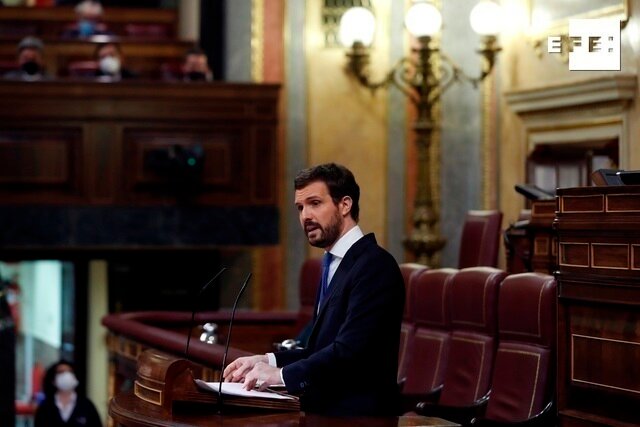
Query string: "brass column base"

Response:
xmin=403 ymin=233 xmax=446 ymax=267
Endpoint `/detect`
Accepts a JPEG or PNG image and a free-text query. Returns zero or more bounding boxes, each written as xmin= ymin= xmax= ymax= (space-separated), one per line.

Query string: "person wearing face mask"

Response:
xmin=3 ymin=36 xmax=52 ymax=81
xmin=94 ymin=42 xmax=137 ymax=81
xmin=61 ymin=1 xmax=111 ymax=39
xmin=181 ymin=47 xmax=213 ymax=82
xmin=34 ymin=360 xmax=102 ymax=427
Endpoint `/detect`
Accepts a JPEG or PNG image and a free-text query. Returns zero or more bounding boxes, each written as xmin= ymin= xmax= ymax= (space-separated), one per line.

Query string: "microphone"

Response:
xmin=184 ymin=267 xmax=227 ymax=359
xmin=218 ymin=272 xmax=252 ymax=413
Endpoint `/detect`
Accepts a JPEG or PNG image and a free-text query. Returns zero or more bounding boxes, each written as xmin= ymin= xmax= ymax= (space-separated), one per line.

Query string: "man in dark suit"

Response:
xmin=223 ymin=163 xmax=405 ymax=416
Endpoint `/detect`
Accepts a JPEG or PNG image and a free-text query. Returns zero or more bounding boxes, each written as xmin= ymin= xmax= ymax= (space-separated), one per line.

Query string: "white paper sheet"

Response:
xmin=194 ymin=379 xmax=294 ymax=400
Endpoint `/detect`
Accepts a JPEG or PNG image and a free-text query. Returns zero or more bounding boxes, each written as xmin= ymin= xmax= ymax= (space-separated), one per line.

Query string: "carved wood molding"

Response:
xmin=504 ymin=74 xmax=636 ymax=114
xmin=504 ymin=74 xmax=637 ymax=168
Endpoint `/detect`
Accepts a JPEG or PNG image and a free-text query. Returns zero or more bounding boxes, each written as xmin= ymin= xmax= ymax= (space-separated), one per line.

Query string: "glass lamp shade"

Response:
xmin=404 ymin=1 xmax=442 ymax=37
xmin=339 ymin=7 xmax=376 ymax=47
xmin=469 ymin=0 xmax=504 ymax=36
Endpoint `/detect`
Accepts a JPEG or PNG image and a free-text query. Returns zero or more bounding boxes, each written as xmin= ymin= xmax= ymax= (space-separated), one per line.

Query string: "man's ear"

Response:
xmin=340 ymin=196 xmax=352 ymax=217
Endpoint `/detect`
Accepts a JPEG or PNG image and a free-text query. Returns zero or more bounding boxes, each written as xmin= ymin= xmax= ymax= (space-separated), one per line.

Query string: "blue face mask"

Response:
xmin=78 ymin=20 xmax=96 ymax=37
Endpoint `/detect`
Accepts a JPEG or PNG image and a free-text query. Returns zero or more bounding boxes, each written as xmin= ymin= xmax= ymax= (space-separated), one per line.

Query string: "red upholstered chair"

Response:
xmin=471 ymin=273 xmax=557 ymax=426
xmin=397 ymin=263 xmax=429 ymax=383
xmin=458 ymin=210 xmax=503 ymax=269
xmin=416 ymin=267 xmax=507 ymax=425
xmin=401 ymin=268 xmax=457 ymax=410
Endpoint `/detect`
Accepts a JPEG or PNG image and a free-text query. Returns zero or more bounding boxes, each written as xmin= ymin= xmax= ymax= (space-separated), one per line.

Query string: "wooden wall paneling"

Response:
xmin=555 ymin=185 xmax=640 ymax=426
xmin=86 ymin=122 xmax=119 ymax=204
xmin=0 ymin=124 xmax=84 ymax=203
xmin=0 ymin=81 xmax=280 ymax=249
xmin=122 ymin=126 xmax=257 ymax=205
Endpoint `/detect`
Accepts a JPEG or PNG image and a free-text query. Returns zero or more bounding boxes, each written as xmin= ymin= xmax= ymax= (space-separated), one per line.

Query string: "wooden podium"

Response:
xmin=109 ymin=349 xmax=460 ymax=427
xmin=132 ymin=349 xmax=299 ymax=413
xmin=555 ymin=185 xmax=640 ymax=426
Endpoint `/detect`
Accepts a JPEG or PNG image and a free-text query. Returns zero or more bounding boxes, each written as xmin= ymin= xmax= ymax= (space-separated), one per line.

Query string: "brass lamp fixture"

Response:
xmin=339 ymin=0 xmax=503 ymax=266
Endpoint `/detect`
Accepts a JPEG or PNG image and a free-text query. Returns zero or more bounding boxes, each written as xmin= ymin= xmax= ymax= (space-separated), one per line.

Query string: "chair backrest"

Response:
xmin=397 ymin=262 xmax=429 ymax=382
xmin=483 ymin=272 xmax=556 ymax=423
xmin=402 ymin=268 xmax=457 ymax=397
xmin=458 ymin=210 xmax=503 ymax=269
xmin=399 ymin=263 xmax=428 ymax=322
xmin=438 ymin=267 xmax=507 ymax=407
xmin=296 ymin=257 xmax=322 ymax=333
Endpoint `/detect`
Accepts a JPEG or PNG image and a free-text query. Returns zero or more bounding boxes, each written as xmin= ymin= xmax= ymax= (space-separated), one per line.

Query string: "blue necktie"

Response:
xmin=318 ymin=252 xmax=333 ymax=309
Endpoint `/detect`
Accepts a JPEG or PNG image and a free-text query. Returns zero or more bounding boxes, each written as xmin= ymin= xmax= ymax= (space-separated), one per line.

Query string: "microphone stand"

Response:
xmin=218 ymin=272 xmax=252 ymax=414
xmin=184 ymin=267 xmax=227 ymax=359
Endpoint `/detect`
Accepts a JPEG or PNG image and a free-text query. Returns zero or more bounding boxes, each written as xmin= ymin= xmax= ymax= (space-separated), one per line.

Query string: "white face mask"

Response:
xmin=99 ymin=56 xmax=121 ymax=75
xmin=55 ymin=371 xmax=79 ymax=392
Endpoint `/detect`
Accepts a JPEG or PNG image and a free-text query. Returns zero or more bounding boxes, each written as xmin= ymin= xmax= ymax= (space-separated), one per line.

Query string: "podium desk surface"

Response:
xmin=110 ymin=391 xmax=461 ymax=427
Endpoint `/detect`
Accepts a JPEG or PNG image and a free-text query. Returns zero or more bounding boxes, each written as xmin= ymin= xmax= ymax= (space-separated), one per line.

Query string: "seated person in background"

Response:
xmin=62 ymin=0 xmax=111 ymax=38
xmin=94 ymin=42 xmax=136 ymax=80
xmin=34 ymin=360 xmax=102 ymax=427
xmin=3 ymin=36 xmax=51 ymax=81
xmin=182 ymin=47 xmax=213 ymax=82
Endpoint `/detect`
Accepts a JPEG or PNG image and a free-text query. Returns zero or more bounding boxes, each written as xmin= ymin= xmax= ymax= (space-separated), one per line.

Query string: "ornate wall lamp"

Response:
xmin=339 ymin=0 xmax=503 ymax=265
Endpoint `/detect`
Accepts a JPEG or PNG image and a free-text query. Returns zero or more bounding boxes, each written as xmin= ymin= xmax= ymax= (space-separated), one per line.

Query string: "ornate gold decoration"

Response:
xmin=344 ymin=34 xmax=500 ymax=265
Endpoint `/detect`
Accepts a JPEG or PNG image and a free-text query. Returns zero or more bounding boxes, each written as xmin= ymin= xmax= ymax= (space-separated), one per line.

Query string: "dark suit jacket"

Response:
xmin=34 ymin=395 xmax=102 ymax=427
xmin=275 ymin=233 xmax=405 ymax=416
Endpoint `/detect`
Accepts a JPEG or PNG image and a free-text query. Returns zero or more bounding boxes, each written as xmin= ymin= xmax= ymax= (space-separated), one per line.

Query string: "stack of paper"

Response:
xmin=194 ymin=380 xmax=300 ymax=411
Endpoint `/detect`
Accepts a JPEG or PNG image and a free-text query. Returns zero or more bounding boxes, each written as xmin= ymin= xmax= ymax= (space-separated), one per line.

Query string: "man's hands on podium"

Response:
xmin=223 ymin=354 xmax=282 ymax=391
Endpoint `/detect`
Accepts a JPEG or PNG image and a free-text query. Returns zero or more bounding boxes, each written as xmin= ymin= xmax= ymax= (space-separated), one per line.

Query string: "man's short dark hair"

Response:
xmin=294 ymin=163 xmax=360 ymax=222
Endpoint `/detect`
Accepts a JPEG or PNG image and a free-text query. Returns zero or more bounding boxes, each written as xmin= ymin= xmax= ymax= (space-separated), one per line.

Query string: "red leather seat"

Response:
xmin=397 ymin=263 xmax=428 ymax=383
xmin=458 ymin=210 xmax=503 ymax=269
xmin=472 ymin=273 xmax=556 ymax=426
xmin=417 ymin=267 xmax=507 ymax=424
xmin=401 ymin=268 xmax=457 ymax=409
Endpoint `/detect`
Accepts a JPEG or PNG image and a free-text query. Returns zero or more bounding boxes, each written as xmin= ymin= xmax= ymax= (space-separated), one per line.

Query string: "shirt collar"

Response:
xmin=328 ymin=225 xmax=364 ymax=259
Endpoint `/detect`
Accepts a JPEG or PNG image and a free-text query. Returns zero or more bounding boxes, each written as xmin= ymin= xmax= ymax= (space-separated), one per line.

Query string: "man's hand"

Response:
xmin=223 ymin=354 xmax=268 ymax=383
xmin=242 ymin=362 xmax=282 ymax=391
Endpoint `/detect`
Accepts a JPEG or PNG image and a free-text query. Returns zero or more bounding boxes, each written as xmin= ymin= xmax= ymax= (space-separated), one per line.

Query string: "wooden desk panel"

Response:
xmin=0 ymin=81 xmax=280 ymax=249
xmin=555 ymin=185 xmax=640 ymax=427
xmin=110 ymin=391 xmax=461 ymax=427
xmin=0 ymin=80 xmax=279 ymax=206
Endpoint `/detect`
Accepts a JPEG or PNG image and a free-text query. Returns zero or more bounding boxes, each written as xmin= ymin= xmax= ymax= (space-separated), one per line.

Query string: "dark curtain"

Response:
xmin=200 ymin=0 xmax=225 ymax=81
